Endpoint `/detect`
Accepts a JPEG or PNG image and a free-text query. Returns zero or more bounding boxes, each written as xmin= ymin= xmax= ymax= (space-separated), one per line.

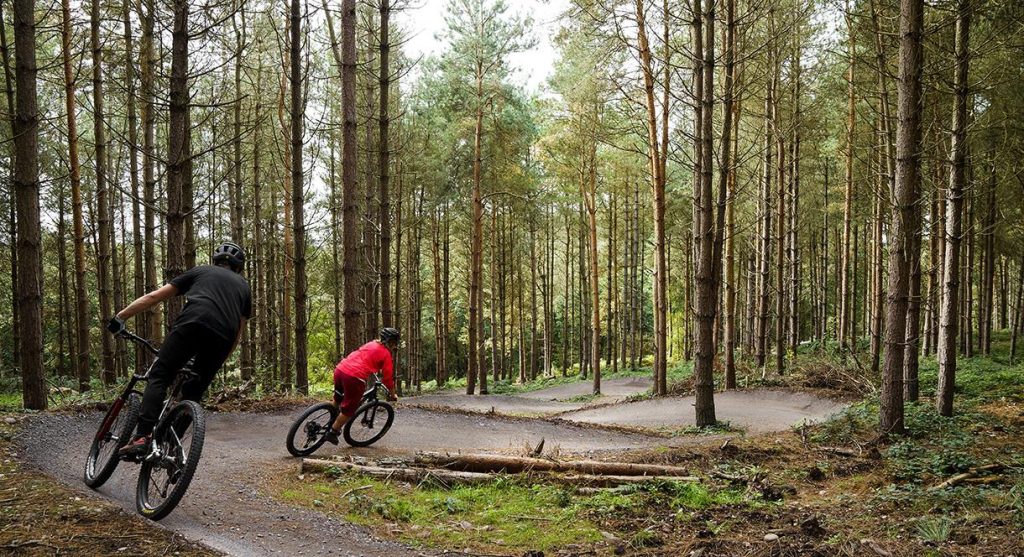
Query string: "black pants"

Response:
xmin=136 ymin=322 xmax=233 ymax=436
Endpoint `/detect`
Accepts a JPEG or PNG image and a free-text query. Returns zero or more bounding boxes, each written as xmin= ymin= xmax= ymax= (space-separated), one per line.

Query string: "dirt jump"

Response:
xmin=15 ymin=382 xmax=845 ymax=556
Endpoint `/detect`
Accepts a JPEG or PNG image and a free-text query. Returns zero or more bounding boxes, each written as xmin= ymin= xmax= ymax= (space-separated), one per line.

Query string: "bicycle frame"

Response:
xmin=96 ymin=329 xmax=194 ymax=456
xmin=362 ymin=374 xmax=390 ymax=402
xmin=93 ymin=330 xmax=157 ymax=443
xmin=333 ymin=374 xmax=390 ymax=406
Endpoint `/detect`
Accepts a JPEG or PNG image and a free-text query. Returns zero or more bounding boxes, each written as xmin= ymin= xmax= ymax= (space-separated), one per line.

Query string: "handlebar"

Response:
xmin=116 ymin=328 xmax=160 ymax=356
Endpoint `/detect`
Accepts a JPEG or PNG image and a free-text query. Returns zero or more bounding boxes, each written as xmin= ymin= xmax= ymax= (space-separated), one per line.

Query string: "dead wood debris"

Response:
xmin=929 ymin=463 xmax=1006 ymax=491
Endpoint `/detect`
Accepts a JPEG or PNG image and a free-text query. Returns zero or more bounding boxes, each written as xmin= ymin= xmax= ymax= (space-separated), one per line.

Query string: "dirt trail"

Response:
xmin=559 ymin=390 xmax=847 ymax=433
xmin=405 ymin=376 xmax=652 ymax=416
xmin=16 ymin=387 xmax=844 ymax=556
xmin=15 ymin=406 xmax=679 ymax=557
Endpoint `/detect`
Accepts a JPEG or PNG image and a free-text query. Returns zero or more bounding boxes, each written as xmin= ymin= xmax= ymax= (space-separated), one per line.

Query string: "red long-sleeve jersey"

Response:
xmin=335 ymin=340 xmax=395 ymax=392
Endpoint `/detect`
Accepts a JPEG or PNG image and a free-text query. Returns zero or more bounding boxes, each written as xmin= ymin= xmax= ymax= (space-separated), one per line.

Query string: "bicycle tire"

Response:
xmin=84 ymin=392 xmax=141 ymax=489
xmin=285 ymin=402 xmax=338 ymax=457
xmin=136 ymin=400 xmax=206 ymax=521
xmin=342 ymin=401 xmax=394 ymax=447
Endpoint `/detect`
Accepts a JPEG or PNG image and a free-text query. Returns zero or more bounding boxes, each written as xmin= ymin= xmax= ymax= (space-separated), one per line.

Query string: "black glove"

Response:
xmin=107 ymin=316 xmax=126 ymax=335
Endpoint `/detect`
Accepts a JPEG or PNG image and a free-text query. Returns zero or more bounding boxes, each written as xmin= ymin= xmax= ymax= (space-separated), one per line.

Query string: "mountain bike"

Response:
xmin=83 ymin=328 xmax=207 ymax=521
xmin=285 ymin=373 xmax=395 ymax=456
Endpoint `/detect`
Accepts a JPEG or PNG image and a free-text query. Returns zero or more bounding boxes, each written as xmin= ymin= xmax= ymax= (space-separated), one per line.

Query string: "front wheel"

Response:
xmin=343 ymin=401 xmax=394 ymax=447
xmin=285 ymin=402 xmax=339 ymax=457
xmin=136 ymin=400 xmax=206 ymax=521
xmin=84 ymin=392 xmax=141 ymax=489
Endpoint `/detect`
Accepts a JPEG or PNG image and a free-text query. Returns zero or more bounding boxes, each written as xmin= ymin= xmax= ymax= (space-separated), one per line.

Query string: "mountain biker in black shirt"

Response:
xmin=107 ymin=242 xmax=253 ymax=457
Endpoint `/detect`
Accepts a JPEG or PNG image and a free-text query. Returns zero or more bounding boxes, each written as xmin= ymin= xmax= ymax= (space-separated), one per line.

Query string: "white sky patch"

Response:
xmin=397 ymin=0 xmax=572 ymax=93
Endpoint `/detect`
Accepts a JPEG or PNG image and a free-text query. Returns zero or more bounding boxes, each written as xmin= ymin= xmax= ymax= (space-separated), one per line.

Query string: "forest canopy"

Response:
xmin=1 ymin=0 xmax=1023 ymax=436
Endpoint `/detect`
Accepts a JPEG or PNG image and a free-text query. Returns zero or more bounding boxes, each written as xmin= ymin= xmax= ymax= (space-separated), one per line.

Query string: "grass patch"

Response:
xmin=276 ymin=471 xmax=601 ymax=552
xmin=562 ymin=393 xmax=600 ymax=403
xmin=274 ymin=470 xmax=760 ymax=553
xmin=670 ymin=421 xmax=743 ymax=437
xmin=0 ymin=391 xmax=22 ymax=411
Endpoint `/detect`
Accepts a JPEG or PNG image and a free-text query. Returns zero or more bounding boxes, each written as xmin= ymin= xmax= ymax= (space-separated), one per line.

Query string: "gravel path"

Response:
xmin=405 ymin=376 xmax=653 ymax=415
xmin=15 ymin=387 xmax=844 ymax=556
xmin=559 ymin=390 xmax=847 ymax=433
xmin=15 ymin=406 xmax=676 ymax=557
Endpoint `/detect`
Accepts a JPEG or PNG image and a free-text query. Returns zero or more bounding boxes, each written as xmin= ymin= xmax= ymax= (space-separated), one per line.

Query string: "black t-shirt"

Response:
xmin=170 ymin=265 xmax=252 ymax=341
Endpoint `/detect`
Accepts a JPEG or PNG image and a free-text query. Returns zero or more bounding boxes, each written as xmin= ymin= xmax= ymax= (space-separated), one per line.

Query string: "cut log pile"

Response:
xmin=300 ymin=451 xmax=699 ymax=488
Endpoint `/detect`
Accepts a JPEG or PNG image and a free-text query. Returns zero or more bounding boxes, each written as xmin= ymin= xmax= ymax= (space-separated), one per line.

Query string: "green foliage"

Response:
xmin=915 ymin=516 xmax=953 ymax=544
xmin=278 ymin=472 xmax=601 ymax=552
xmin=917 ymin=346 xmax=1024 ymax=403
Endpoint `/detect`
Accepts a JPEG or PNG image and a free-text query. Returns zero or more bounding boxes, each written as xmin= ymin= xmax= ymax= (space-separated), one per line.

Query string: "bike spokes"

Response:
xmin=137 ymin=400 xmax=206 ymax=520
xmin=343 ymin=402 xmax=394 ymax=447
xmin=285 ymin=403 xmax=339 ymax=457
xmin=300 ymin=408 xmax=333 ymax=449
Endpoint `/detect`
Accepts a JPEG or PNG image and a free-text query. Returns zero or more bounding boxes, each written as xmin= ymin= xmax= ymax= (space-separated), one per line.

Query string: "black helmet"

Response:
xmin=380 ymin=327 xmax=400 ymax=344
xmin=213 ymin=241 xmax=246 ymax=272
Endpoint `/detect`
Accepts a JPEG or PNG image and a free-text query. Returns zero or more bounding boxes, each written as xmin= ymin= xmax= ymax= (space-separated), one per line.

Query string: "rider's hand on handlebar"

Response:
xmin=107 ymin=316 xmax=126 ymax=335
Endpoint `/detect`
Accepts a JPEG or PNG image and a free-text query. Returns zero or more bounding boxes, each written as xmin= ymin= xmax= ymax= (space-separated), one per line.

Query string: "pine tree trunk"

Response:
xmin=584 ymin=127 xmax=601 ymax=395
xmin=165 ymin=0 xmax=190 ymax=326
xmin=122 ymin=0 xmax=144 ymax=373
xmin=1010 ymin=256 xmax=1022 ymax=364
xmin=92 ymin=0 xmax=115 ymax=385
xmin=12 ymin=0 xmax=45 ymax=409
xmin=981 ymin=171 xmax=995 ymax=354
xmin=379 ymin=0 xmax=393 ymax=329
xmin=838 ymin=2 xmax=856 ymax=350
xmin=467 ymin=67 xmax=484 ymax=395
xmin=530 ymin=215 xmax=539 ymax=382
xmin=723 ymin=0 xmax=738 ymax=388
xmin=330 ymin=118 xmax=342 ymax=360
xmin=232 ymin=3 xmax=251 ymax=379
xmin=60 ymin=0 xmax=91 ymax=391
xmin=0 ymin=0 xmax=19 ymax=374
xmin=881 ymin=0 xmax=924 ymax=435
xmin=290 ymin=0 xmax=308 ymax=393
xmin=432 ymin=209 xmax=445 ymax=386
xmin=341 ymin=0 xmax=361 ymax=352
xmin=775 ymin=122 xmax=786 ymax=375
xmin=57 ymin=188 xmax=70 ymax=378
xmin=789 ymin=39 xmax=801 ymax=354
xmin=140 ymin=0 xmax=159 ymax=342
xmin=693 ymin=0 xmax=719 ymax=425
xmin=634 ymin=0 xmax=667 ymax=395
xmin=870 ymin=130 xmax=884 ymax=374
xmin=755 ymin=74 xmax=773 ymax=372
xmin=277 ymin=32 xmax=294 ymax=391
xmin=393 ymin=158 xmax=403 ymax=391
xmin=937 ymin=0 xmax=969 ymax=417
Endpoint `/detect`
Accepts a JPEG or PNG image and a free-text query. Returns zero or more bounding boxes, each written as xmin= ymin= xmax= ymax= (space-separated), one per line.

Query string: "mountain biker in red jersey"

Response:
xmin=325 ymin=328 xmax=400 ymax=445
xmin=107 ymin=242 xmax=252 ymax=457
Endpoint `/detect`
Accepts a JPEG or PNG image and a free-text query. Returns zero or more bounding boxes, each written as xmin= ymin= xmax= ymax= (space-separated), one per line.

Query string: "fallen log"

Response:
xmin=929 ymin=463 xmax=1005 ymax=491
xmin=302 ymin=459 xmax=698 ymax=488
xmin=816 ymin=446 xmax=860 ymax=458
xmin=548 ymin=473 xmax=699 ymax=487
xmin=301 ymin=459 xmax=496 ymax=486
xmin=414 ymin=451 xmax=694 ymax=477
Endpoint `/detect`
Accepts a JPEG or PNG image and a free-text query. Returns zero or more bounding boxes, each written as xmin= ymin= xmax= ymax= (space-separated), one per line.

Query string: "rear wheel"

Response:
xmin=343 ymin=401 xmax=394 ymax=447
xmin=136 ymin=400 xmax=205 ymax=521
xmin=84 ymin=392 xmax=141 ymax=489
xmin=285 ymin=402 xmax=339 ymax=457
